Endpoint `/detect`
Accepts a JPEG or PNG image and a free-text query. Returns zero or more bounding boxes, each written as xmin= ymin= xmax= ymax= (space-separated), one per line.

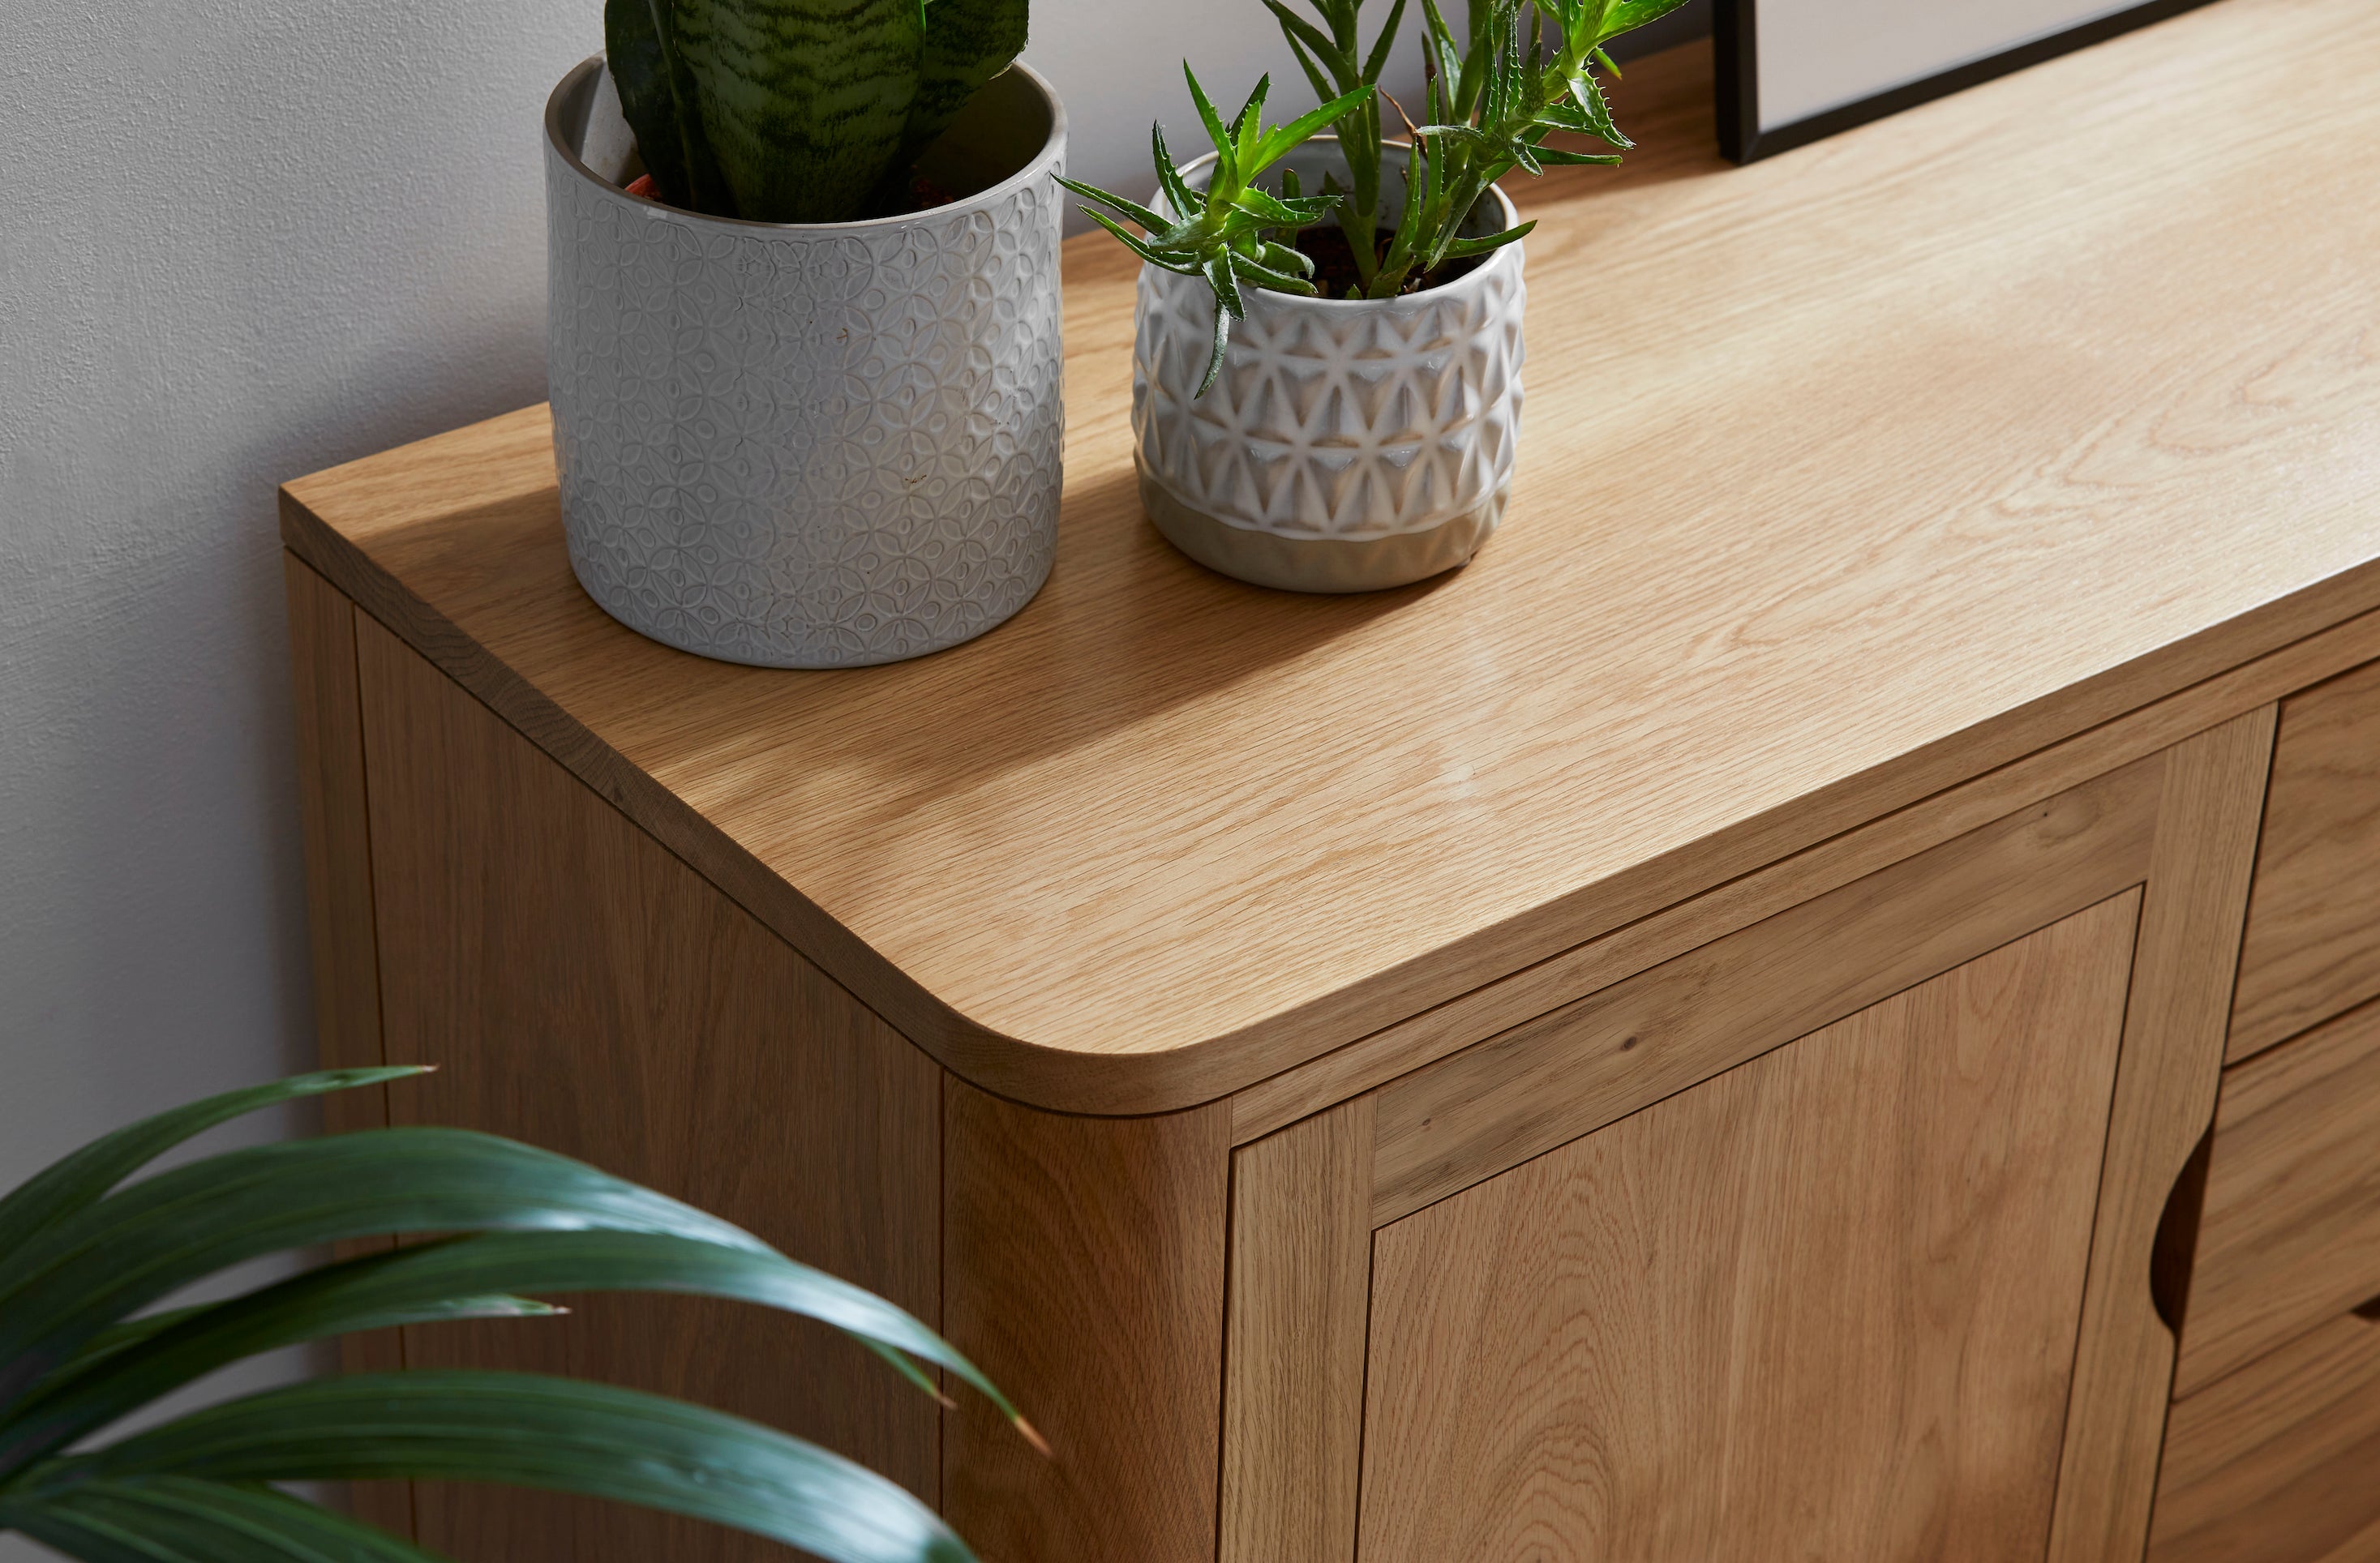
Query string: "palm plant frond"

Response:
xmin=0 ymin=1069 xmax=1023 ymax=1563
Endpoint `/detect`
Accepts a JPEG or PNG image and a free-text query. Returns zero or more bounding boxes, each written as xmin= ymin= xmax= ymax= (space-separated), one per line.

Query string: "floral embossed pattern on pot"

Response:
xmin=545 ymin=59 xmax=1066 ymax=668
xmin=1131 ymin=144 xmax=1525 ymax=594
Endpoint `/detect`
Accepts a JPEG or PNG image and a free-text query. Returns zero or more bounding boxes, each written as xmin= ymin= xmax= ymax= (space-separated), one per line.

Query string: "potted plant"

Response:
xmin=0 ymin=1068 xmax=1033 ymax=1562
xmin=546 ymin=0 xmax=1064 ymax=668
xmin=1061 ymin=0 xmax=1687 ymax=593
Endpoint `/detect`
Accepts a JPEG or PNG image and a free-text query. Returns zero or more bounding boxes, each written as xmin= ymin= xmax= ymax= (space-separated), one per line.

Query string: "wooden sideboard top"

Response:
xmin=282 ymin=0 xmax=2380 ymax=1115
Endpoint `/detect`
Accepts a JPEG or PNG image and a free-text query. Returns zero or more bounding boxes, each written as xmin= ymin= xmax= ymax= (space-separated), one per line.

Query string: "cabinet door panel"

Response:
xmin=1356 ymin=893 xmax=2140 ymax=1563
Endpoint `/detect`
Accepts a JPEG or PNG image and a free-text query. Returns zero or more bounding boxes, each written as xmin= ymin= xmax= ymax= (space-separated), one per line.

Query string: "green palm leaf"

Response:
xmin=16 ymin=1372 xmax=971 ymax=1563
xmin=0 ymin=1070 xmax=1027 ymax=1563
xmin=0 ymin=1475 xmax=452 ymax=1563
xmin=0 ymin=1068 xmax=422 ymax=1264
xmin=0 ymin=1228 xmax=1020 ymax=1475
xmin=0 ymin=1127 xmax=761 ymax=1404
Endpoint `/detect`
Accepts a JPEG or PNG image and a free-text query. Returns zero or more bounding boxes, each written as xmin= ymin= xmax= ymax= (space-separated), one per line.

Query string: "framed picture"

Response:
xmin=1715 ymin=0 xmax=2222 ymax=162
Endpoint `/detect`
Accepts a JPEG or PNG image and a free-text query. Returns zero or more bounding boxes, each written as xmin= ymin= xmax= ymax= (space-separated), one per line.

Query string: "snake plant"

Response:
xmin=607 ymin=0 xmax=1029 ymax=221
xmin=0 ymin=1068 xmax=1029 ymax=1563
xmin=1062 ymin=0 xmax=1692 ymax=389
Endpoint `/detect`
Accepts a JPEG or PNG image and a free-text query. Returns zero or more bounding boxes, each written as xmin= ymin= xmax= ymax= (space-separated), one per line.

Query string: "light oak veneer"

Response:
xmin=280 ymin=0 xmax=2380 ymax=1114
xmin=1357 ymin=896 xmax=2139 ymax=1563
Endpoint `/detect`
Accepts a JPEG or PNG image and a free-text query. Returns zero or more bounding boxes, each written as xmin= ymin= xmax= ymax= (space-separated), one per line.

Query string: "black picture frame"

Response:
xmin=1715 ymin=0 xmax=2225 ymax=163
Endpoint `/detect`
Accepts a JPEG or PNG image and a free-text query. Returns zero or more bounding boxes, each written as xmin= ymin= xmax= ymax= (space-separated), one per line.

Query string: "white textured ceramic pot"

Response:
xmin=1134 ymin=140 xmax=1524 ymax=593
xmin=544 ymin=58 xmax=1066 ymax=667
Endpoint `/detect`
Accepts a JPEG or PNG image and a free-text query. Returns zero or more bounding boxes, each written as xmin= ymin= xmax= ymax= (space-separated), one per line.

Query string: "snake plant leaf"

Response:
xmin=0 ymin=1068 xmax=423 ymax=1266
xmin=0 ymin=1128 xmax=766 ymax=1407
xmin=902 ymin=0 xmax=1028 ymax=165
xmin=0 ymin=1475 xmax=454 ymax=1563
xmin=603 ymin=0 xmax=737 ymax=213
xmin=25 ymin=1372 xmax=975 ymax=1563
xmin=673 ymin=0 xmax=923 ymax=222
xmin=0 ymin=1228 xmax=1018 ymax=1478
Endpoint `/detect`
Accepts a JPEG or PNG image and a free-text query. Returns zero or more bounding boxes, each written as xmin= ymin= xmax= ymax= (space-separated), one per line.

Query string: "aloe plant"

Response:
xmin=1063 ymin=0 xmax=1692 ymax=388
xmin=607 ymin=0 xmax=1029 ymax=221
xmin=0 ymin=1068 xmax=1030 ymax=1563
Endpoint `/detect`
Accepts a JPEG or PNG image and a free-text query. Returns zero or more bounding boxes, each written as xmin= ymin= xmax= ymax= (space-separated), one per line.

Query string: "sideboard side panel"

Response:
xmin=2047 ymin=706 xmax=2279 ymax=1563
xmin=283 ymin=555 xmax=410 ymax=1535
xmin=352 ymin=616 xmax=945 ymax=1563
xmin=942 ymin=1080 xmax=1230 ymax=1563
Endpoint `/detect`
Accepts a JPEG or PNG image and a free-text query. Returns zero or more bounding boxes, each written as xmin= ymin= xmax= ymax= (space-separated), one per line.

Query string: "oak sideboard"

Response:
xmin=281 ymin=6 xmax=2380 ymax=1561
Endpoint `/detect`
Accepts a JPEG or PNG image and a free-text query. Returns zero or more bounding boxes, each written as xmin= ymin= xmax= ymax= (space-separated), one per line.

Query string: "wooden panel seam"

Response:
xmin=2043 ymin=704 xmax=2279 ymax=1563
xmin=1232 ymin=605 xmax=2380 ymax=1144
xmin=1370 ymin=756 xmax=2162 ymax=1225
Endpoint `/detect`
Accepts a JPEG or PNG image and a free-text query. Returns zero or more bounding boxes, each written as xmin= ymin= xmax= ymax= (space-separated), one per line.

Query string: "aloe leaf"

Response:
xmin=0 ymin=1230 xmax=1017 ymax=1478
xmin=1151 ymin=122 xmax=1198 ymax=220
xmin=672 ymin=0 xmax=921 ymax=222
xmin=1360 ymin=0 xmax=1410 ymax=82
xmin=1053 ymin=174 xmax=1170 ymax=234
xmin=1184 ymin=62 xmax=1233 ymax=156
xmin=1263 ymin=0 xmax=1342 ymax=71
xmin=1231 ymin=75 xmax=1272 ymax=165
xmin=1278 ymin=34 xmax=1342 ymax=122
xmin=1438 ymin=218 xmax=1533 ymax=258
xmin=900 ymin=0 xmax=1027 ymax=165
xmin=1529 ymin=145 xmax=1623 ymax=165
xmin=1077 ymin=208 xmax=1204 ymax=274
xmin=1198 ymin=301 xmax=1233 ymax=398
xmin=1601 ymin=0 xmax=1696 ymax=41
xmin=1230 ymin=255 xmax=1319 ymax=295
xmin=1567 ymin=73 xmax=1631 ymax=148
xmin=0 ymin=1128 xmax=765 ymax=1407
xmin=0 ymin=1068 xmax=422 ymax=1268
xmin=22 ymin=1372 xmax=974 ymax=1563
xmin=603 ymin=0 xmax=736 ymax=213
xmin=1249 ymin=83 xmax=1374 ymax=169
xmin=0 ymin=1475 xmax=454 ymax=1563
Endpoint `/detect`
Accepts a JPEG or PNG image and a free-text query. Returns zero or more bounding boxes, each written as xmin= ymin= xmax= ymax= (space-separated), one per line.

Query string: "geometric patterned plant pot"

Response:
xmin=543 ymin=57 xmax=1066 ymax=667
xmin=1132 ymin=139 xmax=1524 ymax=593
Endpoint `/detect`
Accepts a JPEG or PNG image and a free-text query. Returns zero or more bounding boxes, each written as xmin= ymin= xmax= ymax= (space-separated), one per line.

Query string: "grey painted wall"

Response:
xmin=0 ymin=2 xmax=1703 ymax=1554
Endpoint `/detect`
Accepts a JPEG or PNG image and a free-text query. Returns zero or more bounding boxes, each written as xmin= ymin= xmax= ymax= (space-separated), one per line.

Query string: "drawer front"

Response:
xmin=2231 ymin=658 xmax=2380 ymax=1061
xmin=2151 ymin=1307 xmax=2380 ymax=1563
xmin=2179 ymin=998 xmax=2380 ymax=1395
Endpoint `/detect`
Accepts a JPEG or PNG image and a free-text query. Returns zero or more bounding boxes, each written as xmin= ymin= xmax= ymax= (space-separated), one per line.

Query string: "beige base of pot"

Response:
xmin=1138 ymin=469 xmax=1503 ymax=593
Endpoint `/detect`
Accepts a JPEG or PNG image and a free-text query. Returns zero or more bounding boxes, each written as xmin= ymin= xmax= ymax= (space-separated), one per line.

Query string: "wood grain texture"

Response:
xmin=1218 ymin=1098 xmax=1374 ymax=1563
xmin=2046 ymin=707 xmax=2281 ymax=1563
xmin=279 ymin=0 xmax=2380 ymax=1114
xmin=2231 ymin=658 xmax=2380 ymax=1060
xmin=1371 ymin=755 xmax=2159 ymax=1223
xmin=284 ymin=555 xmax=391 ymax=1128
xmin=941 ymin=1081 xmax=1229 ymax=1563
xmin=1229 ymin=603 xmax=2380 ymax=1143
xmin=283 ymin=556 xmax=410 ymax=1535
xmin=2176 ymin=997 xmax=2380 ymax=1396
xmin=1356 ymin=895 xmax=2140 ymax=1563
xmin=352 ymin=618 xmax=945 ymax=1563
xmin=2151 ymin=1308 xmax=2380 ymax=1563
